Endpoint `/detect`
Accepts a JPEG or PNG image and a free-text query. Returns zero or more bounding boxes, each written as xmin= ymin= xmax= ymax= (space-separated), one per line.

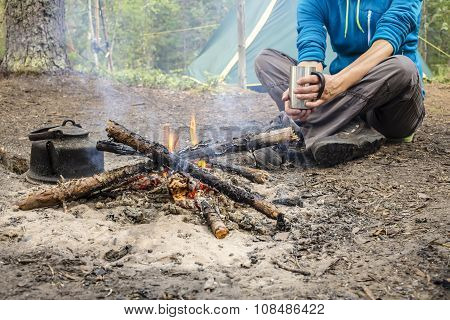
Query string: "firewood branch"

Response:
xmin=208 ymin=160 xmax=269 ymax=184
xmin=96 ymin=140 xmax=143 ymax=156
xmin=178 ymin=127 xmax=298 ymax=159
xmin=17 ymin=162 xmax=152 ymax=211
xmin=198 ymin=198 xmax=229 ymax=239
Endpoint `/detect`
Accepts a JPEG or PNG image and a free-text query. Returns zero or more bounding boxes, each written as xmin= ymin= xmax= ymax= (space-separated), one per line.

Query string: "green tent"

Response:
xmin=188 ymin=0 xmax=431 ymax=90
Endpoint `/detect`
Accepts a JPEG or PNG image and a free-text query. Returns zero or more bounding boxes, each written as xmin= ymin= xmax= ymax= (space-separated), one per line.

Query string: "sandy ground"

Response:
xmin=0 ymin=74 xmax=448 ymax=300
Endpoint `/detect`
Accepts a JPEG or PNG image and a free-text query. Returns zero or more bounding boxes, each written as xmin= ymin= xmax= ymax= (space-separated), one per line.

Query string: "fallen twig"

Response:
xmin=363 ymin=286 xmax=376 ymax=300
xmin=272 ymin=259 xmax=311 ymax=276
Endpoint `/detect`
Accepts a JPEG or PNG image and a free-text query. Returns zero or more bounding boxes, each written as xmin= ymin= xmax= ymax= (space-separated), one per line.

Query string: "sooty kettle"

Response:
xmin=26 ymin=119 xmax=104 ymax=183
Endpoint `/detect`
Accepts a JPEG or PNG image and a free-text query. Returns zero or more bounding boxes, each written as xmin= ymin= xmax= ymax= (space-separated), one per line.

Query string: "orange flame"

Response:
xmin=197 ymin=159 xmax=207 ymax=168
xmin=190 ymin=114 xmax=198 ymax=146
xmin=163 ymin=124 xmax=179 ymax=153
xmin=168 ymin=132 xmax=176 ymax=153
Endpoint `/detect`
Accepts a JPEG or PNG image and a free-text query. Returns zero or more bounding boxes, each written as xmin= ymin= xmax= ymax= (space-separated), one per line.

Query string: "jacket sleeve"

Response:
xmin=370 ymin=0 xmax=422 ymax=53
xmin=296 ymin=0 xmax=327 ymax=64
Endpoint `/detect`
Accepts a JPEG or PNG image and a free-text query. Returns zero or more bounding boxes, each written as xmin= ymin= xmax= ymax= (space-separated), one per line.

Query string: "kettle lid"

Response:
xmin=29 ymin=120 xmax=89 ymax=141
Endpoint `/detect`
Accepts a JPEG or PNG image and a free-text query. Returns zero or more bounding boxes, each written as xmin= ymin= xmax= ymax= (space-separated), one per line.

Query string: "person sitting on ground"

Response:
xmin=255 ymin=0 xmax=425 ymax=166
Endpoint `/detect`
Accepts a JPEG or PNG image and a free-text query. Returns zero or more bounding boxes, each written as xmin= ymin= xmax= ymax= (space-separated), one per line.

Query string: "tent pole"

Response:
xmin=237 ymin=0 xmax=247 ymax=89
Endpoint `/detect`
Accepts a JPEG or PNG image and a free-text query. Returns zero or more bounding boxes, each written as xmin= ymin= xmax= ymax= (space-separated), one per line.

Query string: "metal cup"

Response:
xmin=289 ymin=65 xmax=317 ymax=110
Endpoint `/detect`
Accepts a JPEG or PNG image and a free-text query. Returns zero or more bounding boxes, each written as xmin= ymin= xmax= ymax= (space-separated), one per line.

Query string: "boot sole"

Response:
xmin=312 ymin=134 xmax=385 ymax=167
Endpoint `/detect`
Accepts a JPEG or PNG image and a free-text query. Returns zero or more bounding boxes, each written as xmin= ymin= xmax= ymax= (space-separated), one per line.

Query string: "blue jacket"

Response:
xmin=297 ymin=0 xmax=423 ymax=79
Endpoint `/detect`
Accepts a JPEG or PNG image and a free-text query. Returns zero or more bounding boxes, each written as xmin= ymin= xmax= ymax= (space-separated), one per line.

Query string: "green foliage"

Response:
xmin=63 ymin=0 xmax=234 ymax=89
xmin=419 ymin=0 xmax=450 ymax=77
xmin=1 ymin=0 xmax=447 ymax=85
xmin=425 ymin=65 xmax=450 ymax=83
xmin=65 ymin=0 xmax=233 ymax=73
xmin=63 ymin=0 xmax=447 ymax=85
xmin=111 ymin=68 xmax=202 ymax=90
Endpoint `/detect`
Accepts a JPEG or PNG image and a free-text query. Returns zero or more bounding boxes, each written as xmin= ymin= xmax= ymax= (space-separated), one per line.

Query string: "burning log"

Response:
xmin=199 ymin=199 xmax=229 ymax=239
xmin=167 ymin=173 xmax=190 ymax=202
xmin=208 ymin=160 xmax=269 ymax=184
xmin=97 ymin=140 xmax=268 ymax=184
xmin=189 ymin=166 xmax=280 ymax=219
xmin=106 ymin=120 xmax=170 ymax=166
xmin=96 ymin=140 xmax=143 ymax=156
xmin=106 ymin=120 xmax=281 ymax=219
xmin=178 ymin=127 xmax=298 ymax=160
xmin=17 ymin=162 xmax=152 ymax=211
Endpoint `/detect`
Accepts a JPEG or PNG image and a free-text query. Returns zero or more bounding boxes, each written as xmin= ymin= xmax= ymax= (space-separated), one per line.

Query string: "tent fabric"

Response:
xmin=188 ymin=0 xmax=275 ymax=85
xmin=188 ymin=0 xmax=431 ymax=89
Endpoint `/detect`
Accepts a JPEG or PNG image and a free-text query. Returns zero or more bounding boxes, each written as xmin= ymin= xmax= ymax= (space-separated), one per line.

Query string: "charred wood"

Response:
xmin=208 ymin=160 xmax=269 ymax=184
xmin=178 ymin=127 xmax=298 ymax=160
xmin=98 ymin=140 xmax=268 ymax=185
xmin=96 ymin=140 xmax=144 ymax=157
xmin=106 ymin=120 xmax=281 ymax=219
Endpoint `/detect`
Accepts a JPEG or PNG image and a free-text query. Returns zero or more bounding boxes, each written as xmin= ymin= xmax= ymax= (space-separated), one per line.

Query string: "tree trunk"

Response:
xmin=423 ymin=1 xmax=428 ymax=63
xmin=237 ymin=0 xmax=246 ymax=88
xmin=1 ymin=0 xmax=69 ymax=73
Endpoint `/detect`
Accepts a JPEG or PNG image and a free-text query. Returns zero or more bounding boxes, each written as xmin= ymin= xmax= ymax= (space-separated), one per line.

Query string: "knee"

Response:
xmin=254 ymin=49 xmax=276 ymax=73
xmin=390 ymin=55 xmax=418 ymax=83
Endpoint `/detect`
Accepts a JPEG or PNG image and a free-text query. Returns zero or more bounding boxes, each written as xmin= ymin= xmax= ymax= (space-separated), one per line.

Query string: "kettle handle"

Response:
xmin=29 ymin=119 xmax=81 ymax=141
xmin=46 ymin=141 xmax=59 ymax=176
xmin=29 ymin=128 xmax=62 ymax=141
xmin=62 ymin=119 xmax=82 ymax=128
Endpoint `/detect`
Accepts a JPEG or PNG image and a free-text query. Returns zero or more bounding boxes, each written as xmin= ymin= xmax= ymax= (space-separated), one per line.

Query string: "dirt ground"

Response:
xmin=0 ymin=74 xmax=448 ymax=300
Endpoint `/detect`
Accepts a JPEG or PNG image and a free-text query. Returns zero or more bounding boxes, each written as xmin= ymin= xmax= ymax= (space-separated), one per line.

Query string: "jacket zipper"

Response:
xmin=367 ymin=10 xmax=372 ymax=46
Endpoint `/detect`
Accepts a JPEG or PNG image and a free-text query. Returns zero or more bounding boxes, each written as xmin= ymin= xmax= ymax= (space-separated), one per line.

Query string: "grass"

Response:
xmin=425 ymin=64 xmax=450 ymax=83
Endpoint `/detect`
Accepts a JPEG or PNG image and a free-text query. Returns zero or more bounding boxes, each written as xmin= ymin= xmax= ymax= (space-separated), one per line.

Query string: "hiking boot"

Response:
xmin=311 ymin=118 xmax=385 ymax=167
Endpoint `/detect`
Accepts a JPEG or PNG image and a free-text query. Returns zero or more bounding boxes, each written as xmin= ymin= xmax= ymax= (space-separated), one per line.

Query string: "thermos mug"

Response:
xmin=289 ymin=65 xmax=326 ymax=110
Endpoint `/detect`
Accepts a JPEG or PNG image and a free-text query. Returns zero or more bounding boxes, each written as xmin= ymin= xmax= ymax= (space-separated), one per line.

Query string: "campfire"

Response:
xmin=163 ymin=114 xmax=199 ymax=152
xmin=190 ymin=113 xmax=199 ymax=147
xmin=163 ymin=124 xmax=179 ymax=154
xmin=17 ymin=119 xmax=299 ymax=239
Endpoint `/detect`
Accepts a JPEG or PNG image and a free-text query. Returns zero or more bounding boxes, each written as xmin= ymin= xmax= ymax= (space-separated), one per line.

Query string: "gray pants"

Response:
xmin=255 ymin=49 xmax=425 ymax=149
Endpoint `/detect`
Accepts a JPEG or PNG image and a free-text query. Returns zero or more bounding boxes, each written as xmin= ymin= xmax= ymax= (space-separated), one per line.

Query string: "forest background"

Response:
xmin=0 ymin=0 xmax=448 ymax=88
